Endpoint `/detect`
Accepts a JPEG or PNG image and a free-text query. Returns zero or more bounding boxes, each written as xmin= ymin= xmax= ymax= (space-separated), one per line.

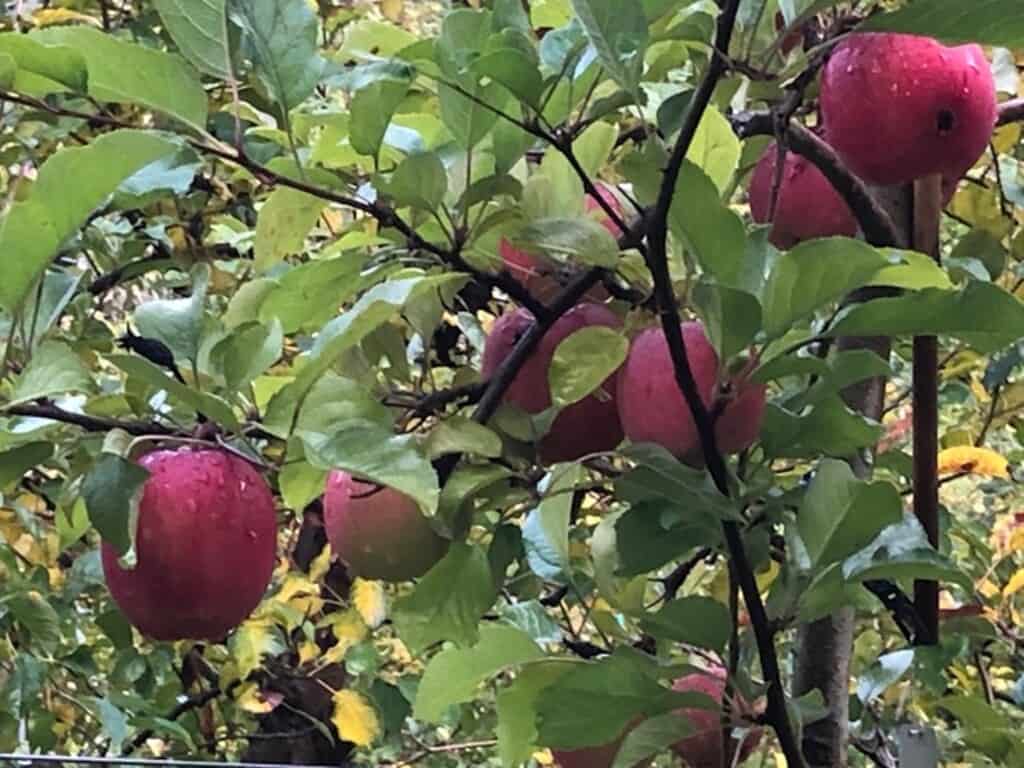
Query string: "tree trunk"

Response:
xmin=792 ymin=186 xmax=912 ymax=767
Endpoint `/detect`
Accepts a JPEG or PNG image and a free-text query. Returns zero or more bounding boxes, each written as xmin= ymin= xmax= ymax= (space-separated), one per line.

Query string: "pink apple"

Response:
xmin=671 ymin=666 xmax=763 ymax=768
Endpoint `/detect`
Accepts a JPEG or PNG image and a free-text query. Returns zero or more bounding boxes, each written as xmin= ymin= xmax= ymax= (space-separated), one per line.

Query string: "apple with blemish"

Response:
xmin=820 ymin=33 xmax=997 ymax=186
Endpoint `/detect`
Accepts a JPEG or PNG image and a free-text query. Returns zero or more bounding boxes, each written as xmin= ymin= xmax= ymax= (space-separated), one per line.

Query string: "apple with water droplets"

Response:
xmin=500 ymin=181 xmax=625 ymax=302
xmin=323 ymin=472 xmax=449 ymax=583
xmin=481 ymin=302 xmax=625 ymax=463
xmin=101 ymin=449 xmax=278 ymax=642
xmin=820 ymin=33 xmax=997 ymax=186
xmin=749 ymin=138 xmax=859 ymax=248
xmin=616 ymin=321 xmax=765 ymax=462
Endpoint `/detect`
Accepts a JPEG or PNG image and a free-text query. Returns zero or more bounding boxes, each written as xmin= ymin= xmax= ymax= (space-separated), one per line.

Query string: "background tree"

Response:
xmin=1 ymin=1 xmax=1024 ymax=767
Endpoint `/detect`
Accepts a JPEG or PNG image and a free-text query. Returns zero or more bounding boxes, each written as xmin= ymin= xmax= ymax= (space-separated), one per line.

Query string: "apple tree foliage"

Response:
xmin=2 ymin=0 xmax=1024 ymax=766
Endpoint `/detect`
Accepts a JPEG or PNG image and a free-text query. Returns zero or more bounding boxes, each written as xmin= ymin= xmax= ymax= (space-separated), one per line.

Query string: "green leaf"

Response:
xmin=513 ymin=217 xmax=620 ymax=269
xmin=350 ymin=78 xmax=411 ymax=158
xmin=278 ymin=460 xmax=327 ymax=512
xmin=761 ymin=396 xmax=883 ymax=459
xmin=32 ymin=27 xmax=207 ymax=130
xmin=0 ymin=442 xmax=52 ymax=490
xmin=257 ymin=253 xmax=372 ymax=334
xmin=263 ymin=274 xmax=467 ymax=435
xmin=613 ymin=712 xmax=694 ymax=768
xmin=439 ymin=80 xmax=507 ymax=149
xmin=497 ymin=661 xmax=576 ymax=766
xmin=692 ymin=282 xmax=761 ymax=361
xmin=523 ymin=466 xmax=585 ymax=581
xmin=570 ymin=0 xmax=648 ymax=98
xmin=789 ymin=349 xmax=893 ymax=408
xmin=616 ymin=444 xmax=738 ymax=523
xmin=210 ymin=319 xmax=284 ymax=392
xmin=640 ymin=596 xmax=731 ymax=653
xmin=154 ymin=0 xmax=231 ymax=78
xmin=498 ymin=601 xmax=564 ymax=644
xmin=686 ymin=105 xmax=741 ymax=195
xmin=763 ymin=238 xmax=889 ymax=338
xmin=107 ymin=354 xmax=240 ymax=430
xmin=0 ymin=32 xmax=87 ymax=92
xmin=414 ymin=625 xmax=542 ymax=722
xmin=0 ymin=130 xmax=176 ymax=310
xmin=573 ymin=122 xmax=619 ymax=179
xmin=425 ymin=416 xmax=503 ymax=460
xmin=81 ymin=454 xmax=149 ymax=558
xmin=798 ymin=459 xmax=903 ymax=570
xmin=669 ymin=161 xmax=747 ymax=286
xmin=841 ymin=514 xmax=972 ymax=589
xmin=10 ymin=341 xmax=93 ymax=404
xmin=392 ymin=543 xmax=499 ymax=654
xmin=869 ymin=249 xmax=953 ymax=291
xmin=857 ymin=650 xmax=914 ymax=704
xmin=536 ymin=650 xmax=709 ymax=749
xmin=134 ymin=263 xmax=209 ymax=365
xmin=229 ymin=0 xmax=325 ymax=112
xmin=860 ymin=0 xmax=1024 ymax=47
xmin=438 ymin=464 xmax=514 ymax=537
xmin=826 ymin=282 xmax=1024 ymax=354
xmin=300 ymin=424 xmax=439 ymax=515
xmin=254 ymin=188 xmax=328 ymax=272
xmin=7 ymin=592 xmax=60 ymax=653
xmin=549 ymin=326 xmax=628 ymax=408
xmin=471 ymin=48 xmax=544 ymax=107
xmin=385 ymin=152 xmax=448 ymax=211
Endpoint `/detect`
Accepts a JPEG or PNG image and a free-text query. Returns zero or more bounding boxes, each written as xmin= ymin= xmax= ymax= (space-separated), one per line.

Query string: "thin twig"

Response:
xmin=5 ymin=401 xmax=178 ymax=436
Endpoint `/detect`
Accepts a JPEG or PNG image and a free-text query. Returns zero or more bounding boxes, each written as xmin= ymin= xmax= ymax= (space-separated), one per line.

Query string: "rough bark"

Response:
xmin=793 ymin=185 xmax=912 ymax=767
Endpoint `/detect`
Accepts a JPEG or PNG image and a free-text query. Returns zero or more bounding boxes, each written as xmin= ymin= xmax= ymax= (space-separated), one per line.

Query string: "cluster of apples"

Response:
xmin=751 ymin=32 xmax=998 ymax=247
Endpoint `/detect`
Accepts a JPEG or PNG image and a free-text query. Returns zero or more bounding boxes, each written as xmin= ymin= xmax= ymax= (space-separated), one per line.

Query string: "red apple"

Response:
xmin=323 ymin=472 xmax=449 ymax=582
xmin=671 ymin=666 xmax=763 ymax=768
xmin=617 ymin=322 xmax=765 ymax=461
xmin=749 ymin=139 xmax=858 ymax=248
xmin=101 ymin=449 xmax=278 ymax=642
xmin=500 ymin=182 xmax=625 ymax=301
xmin=820 ymin=33 xmax=997 ymax=186
xmin=481 ymin=303 xmax=625 ymax=463
xmin=552 ymin=736 xmax=649 ymax=768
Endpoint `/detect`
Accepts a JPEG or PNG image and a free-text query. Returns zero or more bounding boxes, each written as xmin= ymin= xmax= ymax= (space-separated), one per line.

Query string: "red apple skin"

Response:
xmin=617 ymin=322 xmax=766 ymax=461
xmin=323 ymin=472 xmax=449 ymax=583
xmin=552 ymin=741 xmax=649 ymax=768
xmin=820 ymin=33 xmax=997 ymax=186
xmin=481 ymin=303 xmax=625 ymax=464
xmin=499 ymin=182 xmax=624 ymax=301
xmin=671 ymin=667 xmax=763 ymax=768
xmin=101 ymin=449 xmax=278 ymax=642
xmin=749 ymin=140 xmax=858 ymax=249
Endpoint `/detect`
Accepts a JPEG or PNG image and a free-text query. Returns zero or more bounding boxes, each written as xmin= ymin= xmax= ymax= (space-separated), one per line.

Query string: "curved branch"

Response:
xmin=5 ymin=401 xmax=178 ymax=436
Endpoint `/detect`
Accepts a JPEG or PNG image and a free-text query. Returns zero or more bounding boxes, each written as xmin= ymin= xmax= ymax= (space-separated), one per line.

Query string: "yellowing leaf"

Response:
xmin=308 ymin=543 xmax=331 ymax=584
xmin=235 ymin=683 xmax=283 ymax=714
xmin=381 ymin=0 xmax=403 ymax=21
xmin=937 ymin=446 xmax=1009 ymax=479
xmin=229 ymin=617 xmax=286 ymax=679
xmin=352 ymin=579 xmax=387 ymax=628
xmin=298 ymin=641 xmax=319 ymax=665
xmin=330 ymin=690 xmax=380 ymax=747
xmin=1004 ymin=569 xmax=1024 ymax=598
xmin=31 ymin=8 xmax=103 ymax=27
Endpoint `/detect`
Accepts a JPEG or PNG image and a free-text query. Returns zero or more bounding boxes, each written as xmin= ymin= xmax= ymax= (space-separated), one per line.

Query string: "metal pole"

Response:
xmin=0 ymin=754 xmax=339 ymax=768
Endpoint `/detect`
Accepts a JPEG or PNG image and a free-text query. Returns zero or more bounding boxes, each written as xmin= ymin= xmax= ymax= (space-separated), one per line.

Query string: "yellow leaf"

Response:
xmin=298 ymin=641 xmax=319 ymax=665
xmin=352 ymin=579 xmax=387 ymax=628
xmin=993 ymin=122 xmax=1021 ymax=154
xmin=308 ymin=543 xmax=331 ymax=584
xmin=534 ymin=750 xmax=554 ymax=766
xmin=937 ymin=446 xmax=1009 ymax=479
xmin=330 ymin=690 xmax=380 ymax=747
xmin=31 ymin=9 xmax=102 ymax=27
xmin=1004 ymin=569 xmax=1024 ymax=598
xmin=323 ymin=609 xmax=368 ymax=664
xmin=380 ymin=0 xmax=403 ymax=20
xmin=274 ymin=574 xmax=324 ymax=618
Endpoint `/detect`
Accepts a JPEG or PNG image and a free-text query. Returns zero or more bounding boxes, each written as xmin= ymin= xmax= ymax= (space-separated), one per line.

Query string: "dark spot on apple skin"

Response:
xmin=937 ymin=108 xmax=956 ymax=135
